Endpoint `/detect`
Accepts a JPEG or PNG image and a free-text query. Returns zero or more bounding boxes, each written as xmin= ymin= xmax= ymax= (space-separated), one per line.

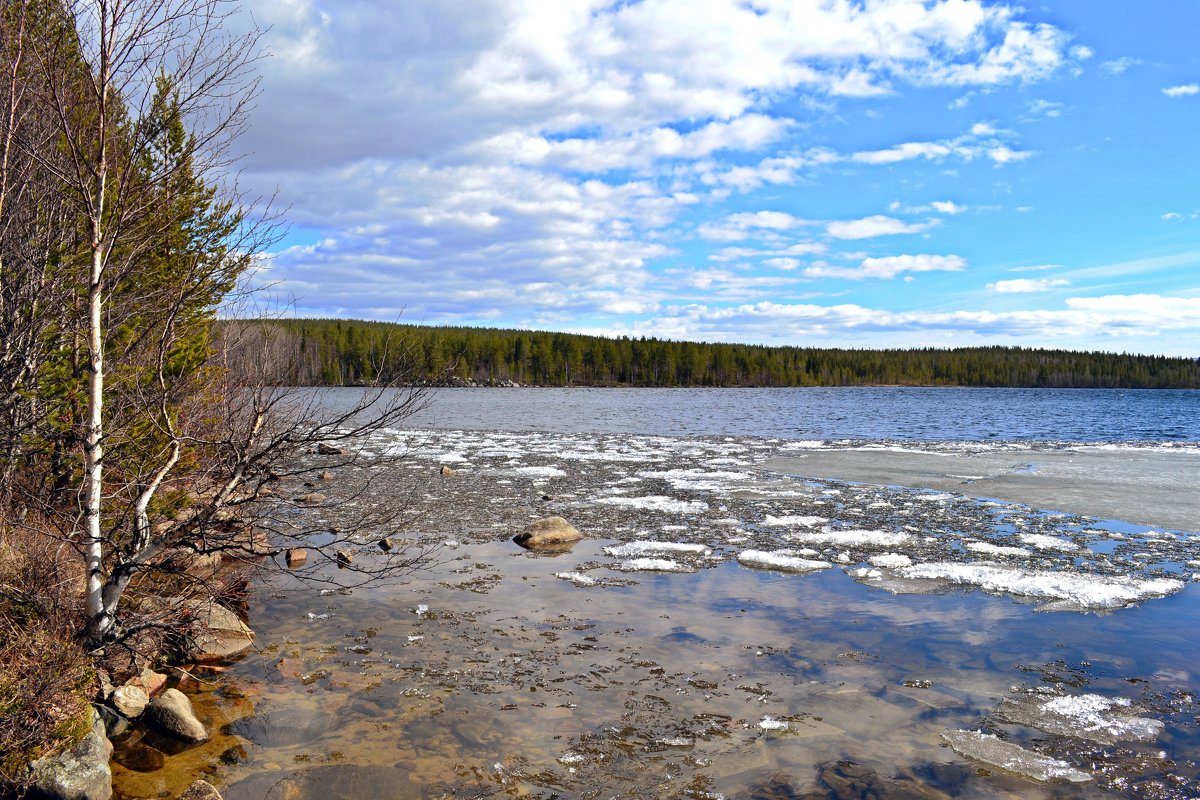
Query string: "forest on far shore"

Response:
xmin=237 ymin=318 xmax=1200 ymax=389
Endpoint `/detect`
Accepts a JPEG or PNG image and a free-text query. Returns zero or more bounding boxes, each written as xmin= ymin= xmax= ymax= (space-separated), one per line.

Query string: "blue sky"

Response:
xmin=239 ymin=1 xmax=1200 ymax=356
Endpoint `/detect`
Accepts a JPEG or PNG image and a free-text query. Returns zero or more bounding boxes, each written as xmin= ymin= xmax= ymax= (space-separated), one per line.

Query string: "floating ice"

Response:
xmin=998 ymin=692 xmax=1164 ymax=744
xmin=737 ymin=550 xmax=831 ymax=574
xmin=616 ymin=558 xmax=690 ymax=572
xmin=603 ymin=541 xmax=712 ymax=558
xmin=761 ymin=515 xmax=827 ymax=527
xmin=869 ymin=553 xmax=912 ymax=568
xmin=507 ymin=466 xmax=566 ymax=478
xmin=792 ymin=528 xmax=912 ymax=548
xmin=889 ymin=562 xmax=1184 ymax=610
xmin=1020 ymin=533 xmax=1079 ymax=552
xmin=594 ymin=495 xmax=708 ymax=514
xmin=758 ymin=716 xmax=790 ymax=731
xmin=555 ymin=571 xmax=599 ymax=587
xmin=966 ymin=542 xmax=1030 ymax=557
xmin=636 ymin=468 xmax=754 ymax=491
xmin=942 ymin=730 xmax=1090 ymax=783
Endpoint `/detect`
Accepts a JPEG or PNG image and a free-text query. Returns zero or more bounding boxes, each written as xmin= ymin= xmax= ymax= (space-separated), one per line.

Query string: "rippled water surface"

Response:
xmin=111 ymin=389 xmax=1200 ymax=800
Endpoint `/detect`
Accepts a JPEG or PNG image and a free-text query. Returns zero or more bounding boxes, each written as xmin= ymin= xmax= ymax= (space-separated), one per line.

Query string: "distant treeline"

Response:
xmin=231 ymin=318 xmax=1200 ymax=389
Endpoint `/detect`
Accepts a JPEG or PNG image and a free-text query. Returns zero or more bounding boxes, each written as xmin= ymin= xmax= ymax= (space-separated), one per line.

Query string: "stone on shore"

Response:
xmin=285 ymin=548 xmax=307 ymax=568
xmin=439 ymin=465 xmax=457 ymax=477
xmin=513 ymin=516 xmax=584 ymax=548
xmin=178 ymin=779 xmax=223 ymax=800
xmin=142 ymin=688 xmax=208 ymax=743
xmin=378 ymin=538 xmax=395 ymax=552
xmin=186 ymin=601 xmax=255 ymax=663
xmin=27 ymin=707 xmax=113 ymax=800
xmin=110 ymin=685 xmax=148 ymax=719
xmin=294 ymin=492 xmax=326 ymax=506
xmin=336 ymin=550 xmax=353 ymax=566
xmin=316 ymin=443 xmax=347 ymax=456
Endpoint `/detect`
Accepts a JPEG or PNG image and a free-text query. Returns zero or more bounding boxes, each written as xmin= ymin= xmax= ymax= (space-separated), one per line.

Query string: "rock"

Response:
xmin=541 ymin=494 xmax=553 ymax=502
xmin=178 ymin=779 xmax=223 ymax=800
xmin=293 ymin=492 xmax=326 ymax=506
xmin=128 ymin=668 xmax=168 ymax=697
xmin=320 ymin=470 xmax=334 ymax=481
xmin=186 ymin=601 xmax=255 ymax=663
xmin=285 ymin=547 xmax=307 ymax=568
xmin=439 ymin=465 xmax=457 ymax=477
xmin=513 ymin=516 xmax=584 ymax=548
xmin=378 ymin=538 xmax=395 ymax=552
xmin=93 ymin=704 xmax=129 ymax=738
xmin=336 ymin=550 xmax=353 ymax=566
xmin=110 ymin=685 xmax=148 ymax=718
xmin=27 ymin=707 xmax=113 ymax=800
xmin=316 ymin=443 xmax=347 ymax=456
xmin=142 ymin=688 xmax=209 ymax=744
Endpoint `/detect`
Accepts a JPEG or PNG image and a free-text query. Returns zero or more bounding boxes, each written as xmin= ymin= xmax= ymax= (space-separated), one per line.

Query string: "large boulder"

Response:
xmin=186 ymin=601 xmax=255 ymax=663
xmin=26 ymin=708 xmax=112 ymax=800
xmin=513 ymin=516 xmax=584 ymax=549
xmin=142 ymin=688 xmax=208 ymax=743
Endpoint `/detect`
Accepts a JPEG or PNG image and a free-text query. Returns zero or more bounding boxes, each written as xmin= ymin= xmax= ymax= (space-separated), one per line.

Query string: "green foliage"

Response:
xmin=237 ymin=318 xmax=1200 ymax=390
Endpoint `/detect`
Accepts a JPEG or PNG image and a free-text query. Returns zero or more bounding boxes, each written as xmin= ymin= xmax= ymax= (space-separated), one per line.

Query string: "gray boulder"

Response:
xmin=27 ymin=708 xmax=112 ymax=800
xmin=513 ymin=516 xmax=584 ymax=548
xmin=142 ymin=688 xmax=209 ymax=743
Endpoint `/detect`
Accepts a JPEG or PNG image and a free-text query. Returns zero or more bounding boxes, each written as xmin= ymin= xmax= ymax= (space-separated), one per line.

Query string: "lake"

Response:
xmin=111 ymin=388 xmax=1200 ymax=800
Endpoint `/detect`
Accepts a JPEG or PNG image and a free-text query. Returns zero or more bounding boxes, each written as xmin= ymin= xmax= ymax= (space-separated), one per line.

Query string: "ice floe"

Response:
xmin=942 ymin=730 xmax=1091 ymax=783
xmin=594 ymin=495 xmax=708 ymax=514
xmin=882 ymin=562 xmax=1184 ymax=610
xmin=869 ymin=553 xmax=912 ymax=568
xmin=965 ymin=542 xmax=1030 ymax=557
xmin=1020 ymin=533 xmax=1079 ymax=552
xmin=736 ymin=550 xmax=831 ymax=574
xmin=603 ymin=541 xmax=712 ymax=558
xmin=997 ymin=692 xmax=1164 ymax=744
xmin=615 ymin=558 xmax=691 ymax=573
xmin=757 ymin=716 xmax=790 ymax=731
xmin=761 ymin=514 xmax=827 ymax=527
xmin=791 ymin=528 xmax=912 ymax=548
xmin=555 ymin=571 xmax=599 ymax=587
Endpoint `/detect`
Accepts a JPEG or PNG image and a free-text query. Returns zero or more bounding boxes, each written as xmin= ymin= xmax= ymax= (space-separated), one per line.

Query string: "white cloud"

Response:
xmin=697 ymin=211 xmax=813 ymax=241
xmin=826 ymin=216 xmax=940 ymax=240
xmin=805 ymin=254 xmax=966 ymax=280
xmin=988 ymin=278 xmax=1069 ymax=293
xmin=931 ymin=200 xmax=968 ymax=215
xmin=1162 ymin=84 xmax=1200 ymax=98
xmin=1100 ymin=57 xmax=1140 ymax=75
xmin=1027 ymin=99 xmax=1064 ymax=118
xmin=1162 ymin=212 xmax=1184 ymax=221
xmin=1008 ymin=264 xmax=1062 ymax=273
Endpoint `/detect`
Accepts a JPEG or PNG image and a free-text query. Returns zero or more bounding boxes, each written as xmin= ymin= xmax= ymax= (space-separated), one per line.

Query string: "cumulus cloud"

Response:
xmin=805 ymin=254 xmax=966 ymax=280
xmin=1100 ymin=57 xmax=1140 ymax=75
xmin=1162 ymin=84 xmax=1200 ymax=98
xmin=988 ymin=278 xmax=1069 ymax=293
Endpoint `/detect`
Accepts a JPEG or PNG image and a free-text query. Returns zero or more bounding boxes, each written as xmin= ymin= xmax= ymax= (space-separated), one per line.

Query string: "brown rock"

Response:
xmin=377 ymin=538 xmax=395 ymax=552
xmin=187 ymin=601 xmax=255 ymax=663
xmin=335 ymin=550 xmax=353 ymax=567
xmin=320 ymin=470 xmax=334 ymax=481
xmin=143 ymin=688 xmax=208 ymax=743
xmin=285 ymin=548 xmax=307 ymax=568
xmin=316 ymin=443 xmax=347 ymax=456
xmin=294 ymin=492 xmax=326 ymax=506
xmin=439 ymin=465 xmax=457 ymax=477
xmin=111 ymin=685 xmax=148 ymax=718
xmin=179 ymin=779 xmax=223 ymax=800
xmin=513 ymin=516 xmax=584 ymax=548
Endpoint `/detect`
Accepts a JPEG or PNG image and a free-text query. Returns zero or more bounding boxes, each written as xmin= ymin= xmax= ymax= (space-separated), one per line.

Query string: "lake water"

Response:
xmin=111 ymin=388 xmax=1200 ymax=800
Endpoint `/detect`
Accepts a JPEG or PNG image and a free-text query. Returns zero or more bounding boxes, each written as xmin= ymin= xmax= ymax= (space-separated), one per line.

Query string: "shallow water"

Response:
xmin=111 ymin=390 xmax=1200 ymax=799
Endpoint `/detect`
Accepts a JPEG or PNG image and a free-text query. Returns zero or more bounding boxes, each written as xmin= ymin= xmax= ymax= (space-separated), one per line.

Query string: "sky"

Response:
xmin=236 ymin=0 xmax=1200 ymax=356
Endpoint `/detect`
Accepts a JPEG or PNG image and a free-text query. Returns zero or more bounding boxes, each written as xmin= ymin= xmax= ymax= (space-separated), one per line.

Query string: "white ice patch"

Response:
xmin=636 ymin=468 xmax=754 ymax=491
xmin=966 ymin=542 xmax=1030 ymax=557
xmin=1038 ymin=694 xmax=1164 ymax=741
xmin=792 ymin=529 xmax=911 ymax=548
xmin=892 ymin=562 xmax=1184 ymax=610
xmin=737 ymin=550 xmax=832 ymax=574
xmin=758 ymin=716 xmax=790 ymax=731
xmin=1020 ymin=534 xmax=1079 ymax=552
xmin=507 ymin=466 xmax=566 ymax=478
xmin=942 ymin=730 xmax=1090 ymax=783
xmin=594 ymin=495 xmax=708 ymax=514
xmin=555 ymin=571 xmax=598 ymax=587
xmin=616 ymin=558 xmax=690 ymax=573
xmin=869 ymin=553 xmax=912 ymax=569
xmin=604 ymin=541 xmax=712 ymax=558
xmin=761 ymin=515 xmax=827 ymax=528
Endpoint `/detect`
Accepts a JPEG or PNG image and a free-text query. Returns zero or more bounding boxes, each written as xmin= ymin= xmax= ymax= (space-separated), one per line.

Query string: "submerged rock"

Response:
xmin=178 ymin=779 xmax=223 ymax=800
xmin=941 ymin=729 xmax=1090 ymax=783
xmin=27 ymin=707 xmax=113 ymax=800
xmin=142 ymin=688 xmax=208 ymax=744
xmin=513 ymin=516 xmax=583 ymax=548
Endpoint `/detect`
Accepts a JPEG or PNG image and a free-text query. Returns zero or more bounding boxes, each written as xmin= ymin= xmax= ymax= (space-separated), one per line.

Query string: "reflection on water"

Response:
xmin=113 ymin=538 xmax=1199 ymax=799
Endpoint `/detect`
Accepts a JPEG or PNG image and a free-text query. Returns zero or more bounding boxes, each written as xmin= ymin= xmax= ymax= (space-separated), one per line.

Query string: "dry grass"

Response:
xmin=0 ymin=519 xmax=94 ymax=786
